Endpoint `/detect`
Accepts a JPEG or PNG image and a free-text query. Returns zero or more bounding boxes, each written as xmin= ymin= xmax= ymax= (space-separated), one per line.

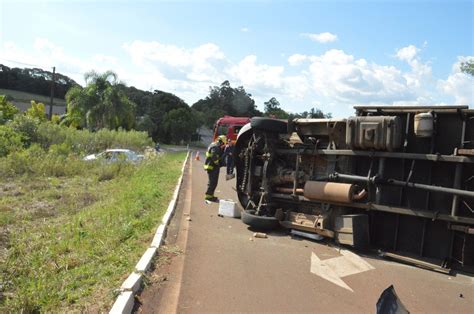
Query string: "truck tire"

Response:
xmin=241 ymin=210 xmax=280 ymax=230
xmin=250 ymin=117 xmax=287 ymax=134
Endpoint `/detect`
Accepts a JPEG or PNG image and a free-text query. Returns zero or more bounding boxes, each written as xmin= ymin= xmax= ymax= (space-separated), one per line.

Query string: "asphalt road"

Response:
xmin=137 ymin=153 xmax=473 ymax=313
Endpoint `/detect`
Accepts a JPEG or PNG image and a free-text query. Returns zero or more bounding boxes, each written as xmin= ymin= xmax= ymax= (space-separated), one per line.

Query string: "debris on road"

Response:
xmin=376 ymin=285 xmax=409 ymax=314
xmin=253 ymin=232 xmax=267 ymax=239
xmin=218 ymin=199 xmax=240 ymax=218
xmin=186 ymin=217 xmax=192 ymax=221
xmin=291 ymin=229 xmax=324 ymax=241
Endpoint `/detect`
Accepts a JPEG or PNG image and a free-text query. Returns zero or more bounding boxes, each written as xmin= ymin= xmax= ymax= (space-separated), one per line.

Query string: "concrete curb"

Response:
xmin=109 ymin=151 xmax=190 ymax=314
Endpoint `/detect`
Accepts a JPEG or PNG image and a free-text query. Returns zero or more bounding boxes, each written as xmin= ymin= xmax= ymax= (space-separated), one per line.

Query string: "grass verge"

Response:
xmin=0 ymin=152 xmax=186 ymax=312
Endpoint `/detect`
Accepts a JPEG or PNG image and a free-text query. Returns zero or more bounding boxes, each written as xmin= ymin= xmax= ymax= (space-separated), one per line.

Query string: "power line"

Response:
xmin=0 ymin=57 xmax=47 ymax=68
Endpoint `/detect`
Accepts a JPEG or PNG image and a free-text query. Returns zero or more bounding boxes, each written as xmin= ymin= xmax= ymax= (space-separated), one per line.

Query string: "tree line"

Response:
xmin=1 ymin=65 xmax=334 ymax=144
xmin=0 ymin=64 xmax=78 ymax=99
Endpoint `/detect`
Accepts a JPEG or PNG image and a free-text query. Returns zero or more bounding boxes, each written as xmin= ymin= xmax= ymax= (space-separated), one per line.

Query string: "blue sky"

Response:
xmin=1 ymin=0 xmax=472 ymax=117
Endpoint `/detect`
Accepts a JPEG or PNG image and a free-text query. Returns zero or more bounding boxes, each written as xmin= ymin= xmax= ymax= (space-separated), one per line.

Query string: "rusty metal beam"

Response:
xmin=456 ymin=149 xmax=474 ymax=156
xmin=379 ymin=251 xmax=451 ymax=274
xmin=275 ymin=149 xmax=474 ymax=164
xmin=280 ymin=220 xmax=335 ymax=238
xmin=270 ymin=193 xmax=474 ymax=225
xmin=449 ymin=224 xmax=474 ymax=234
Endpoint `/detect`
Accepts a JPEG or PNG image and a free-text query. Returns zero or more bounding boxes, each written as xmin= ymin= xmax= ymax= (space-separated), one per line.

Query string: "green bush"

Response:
xmin=0 ymin=95 xmax=19 ymax=123
xmin=0 ymin=125 xmax=23 ymax=157
xmin=5 ymin=115 xmax=152 ymax=155
xmin=25 ymin=101 xmax=47 ymax=122
xmin=0 ymin=145 xmax=77 ymax=177
xmin=35 ymin=122 xmax=152 ymax=154
xmin=1 ymin=115 xmax=153 ymax=177
xmin=8 ymin=115 xmax=40 ymax=146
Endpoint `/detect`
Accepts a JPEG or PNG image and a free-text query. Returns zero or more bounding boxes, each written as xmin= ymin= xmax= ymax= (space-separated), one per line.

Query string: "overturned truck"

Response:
xmin=234 ymin=105 xmax=474 ymax=272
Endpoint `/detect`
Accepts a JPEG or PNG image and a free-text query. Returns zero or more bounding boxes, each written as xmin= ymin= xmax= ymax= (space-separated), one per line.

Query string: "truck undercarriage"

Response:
xmin=234 ymin=106 xmax=474 ymax=272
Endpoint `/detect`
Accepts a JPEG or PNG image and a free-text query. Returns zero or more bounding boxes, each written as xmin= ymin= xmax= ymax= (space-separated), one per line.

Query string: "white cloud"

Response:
xmin=2 ymin=38 xmax=471 ymax=116
xmin=307 ymin=49 xmax=415 ymax=104
xmin=288 ymin=54 xmax=308 ymax=66
xmin=301 ymin=32 xmax=338 ymax=43
xmin=438 ymin=56 xmax=474 ymax=106
xmin=396 ymin=45 xmax=420 ymax=63
xmin=228 ymin=55 xmax=284 ymax=89
xmin=241 ymin=27 xmax=249 ymax=32
xmin=122 ymin=40 xmax=226 ymax=83
xmin=394 ymin=44 xmax=433 ymax=94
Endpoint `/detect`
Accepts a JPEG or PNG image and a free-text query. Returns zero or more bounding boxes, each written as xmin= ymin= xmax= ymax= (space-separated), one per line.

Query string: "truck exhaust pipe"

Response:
xmin=303 ymin=181 xmax=365 ymax=203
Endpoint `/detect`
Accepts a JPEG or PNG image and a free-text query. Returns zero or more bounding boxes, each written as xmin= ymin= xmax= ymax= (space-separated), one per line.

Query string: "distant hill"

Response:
xmin=0 ymin=64 xmax=79 ymax=100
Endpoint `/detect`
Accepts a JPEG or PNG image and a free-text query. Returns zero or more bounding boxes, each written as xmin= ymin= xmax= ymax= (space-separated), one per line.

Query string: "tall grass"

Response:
xmin=36 ymin=122 xmax=153 ymax=154
xmin=6 ymin=115 xmax=153 ymax=156
xmin=0 ymin=152 xmax=186 ymax=312
xmin=0 ymin=144 xmax=137 ymax=178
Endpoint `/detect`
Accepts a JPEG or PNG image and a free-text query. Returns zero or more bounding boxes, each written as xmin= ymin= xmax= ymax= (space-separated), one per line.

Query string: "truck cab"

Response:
xmin=213 ymin=116 xmax=251 ymax=144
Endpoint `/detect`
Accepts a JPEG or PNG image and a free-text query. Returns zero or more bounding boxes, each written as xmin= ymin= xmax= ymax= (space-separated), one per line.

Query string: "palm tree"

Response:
xmin=65 ymin=71 xmax=135 ymax=130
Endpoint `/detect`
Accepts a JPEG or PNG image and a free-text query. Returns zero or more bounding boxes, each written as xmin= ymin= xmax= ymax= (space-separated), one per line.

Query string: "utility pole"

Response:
xmin=49 ymin=66 xmax=56 ymax=120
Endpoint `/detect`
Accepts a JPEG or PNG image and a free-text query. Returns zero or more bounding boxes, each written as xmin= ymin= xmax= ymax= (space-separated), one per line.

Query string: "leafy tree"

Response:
xmin=460 ymin=59 xmax=474 ymax=77
xmin=264 ymin=97 xmax=289 ymax=119
xmin=135 ymin=114 xmax=156 ymax=135
xmin=0 ymin=95 xmax=19 ymax=123
xmin=192 ymin=81 xmax=261 ymax=127
xmin=25 ymin=100 xmax=47 ymax=122
xmin=162 ymin=107 xmax=200 ymax=144
xmin=145 ymin=90 xmax=190 ymax=141
xmin=117 ymin=85 xmax=193 ymax=142
xmin=294 ymin=107 xmax=332 ymax=119
xmin=65 ymin=70 xmax=135 ymax=130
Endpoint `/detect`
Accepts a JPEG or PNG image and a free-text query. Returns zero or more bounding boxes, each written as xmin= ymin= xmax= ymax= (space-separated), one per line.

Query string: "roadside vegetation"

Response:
xmin=1 ymin=65 xmax=334 ymax=145
xmin=0 ymin=94 xmax=186 ymax=311
xmin=0 ymin=66 xmax=333 ymax=310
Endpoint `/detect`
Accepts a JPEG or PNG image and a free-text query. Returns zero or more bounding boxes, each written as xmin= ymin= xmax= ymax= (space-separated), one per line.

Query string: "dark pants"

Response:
xmin=206 ymin=168 xmax=220 ymax=197
xmin=226 ymin=156 xmax=234 ymax=175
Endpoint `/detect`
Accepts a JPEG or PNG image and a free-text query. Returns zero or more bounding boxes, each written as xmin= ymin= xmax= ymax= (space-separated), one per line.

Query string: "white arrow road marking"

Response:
xmin=311 ymin=252 xmax=354 ymax=292
xmin=310 ymin=248 xmax=375 ymax=292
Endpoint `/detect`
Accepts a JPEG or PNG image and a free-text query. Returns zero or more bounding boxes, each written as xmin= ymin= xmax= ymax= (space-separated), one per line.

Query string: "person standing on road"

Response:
xmin=224 ymin=139 xmax=235 ymax=180
xmin=204 ymin=135 xmax=226 ymax=202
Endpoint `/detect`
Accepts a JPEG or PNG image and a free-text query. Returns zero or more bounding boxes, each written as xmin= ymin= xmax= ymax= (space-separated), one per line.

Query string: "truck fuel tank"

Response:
xmin=346 ymin=116 xmax=402 ymax=151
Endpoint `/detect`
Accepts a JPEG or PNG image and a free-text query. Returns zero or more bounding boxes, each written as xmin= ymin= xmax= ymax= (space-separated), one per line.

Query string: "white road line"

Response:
xmin=310 ymin=248 xmax=374 ymax=292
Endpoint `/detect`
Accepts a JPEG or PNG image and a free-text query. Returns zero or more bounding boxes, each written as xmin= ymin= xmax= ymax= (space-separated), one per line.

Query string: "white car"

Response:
xmin=83 ymin=149 xmax=144 ymax=163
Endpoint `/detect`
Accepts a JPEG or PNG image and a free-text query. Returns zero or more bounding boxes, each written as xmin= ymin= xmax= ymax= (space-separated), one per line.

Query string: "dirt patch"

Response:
xmin=28 ymin=201 xmax=56 ymax=219
xmin=134 ymin=245 xmax=183 ymax=312
xmin=0 ymin=226 xmax=10 ymax=257
xmin=60 ymin=191 xmax=98 ymax=213
xmin=146 ymin=245 xmax=183 ymax=286
xmin=0 ymin=183 xmax=24 ymax=197
xmin=27 ymin=181 xmax=50 ymax=191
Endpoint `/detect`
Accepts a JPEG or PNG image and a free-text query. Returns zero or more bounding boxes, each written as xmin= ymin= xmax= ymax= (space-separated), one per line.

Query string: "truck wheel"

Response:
xmin=250 ymin=117 xmax=287 ymax=134
xmin=241 ymin=210 xmax=280 ymax=230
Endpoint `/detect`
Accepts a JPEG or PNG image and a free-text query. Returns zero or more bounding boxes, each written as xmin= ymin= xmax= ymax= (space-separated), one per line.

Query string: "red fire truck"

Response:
xmin=213 ymin=116 xmax=251 ymax=144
